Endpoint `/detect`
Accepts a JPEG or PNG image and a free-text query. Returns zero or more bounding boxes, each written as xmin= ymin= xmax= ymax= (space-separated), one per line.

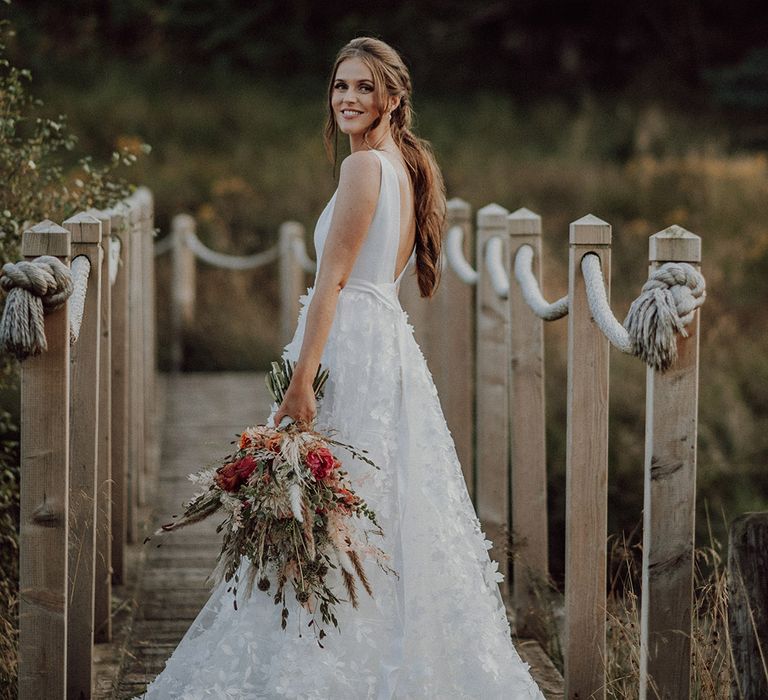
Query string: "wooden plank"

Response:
xmin=64 ymin=213 xmax=102 ymax=700
xmin=95 ymin=211 xmax=113 ymax=644
xmin=507 ymin=208 xmax=550 ymax=636
xmin=109 ymin=206 xmax=130 ymax=575
xmin=475 ymin=203 xmax=511 ymax=600
xmin=18 ymin=221 xmax=71 ymax=700
xmin=564 ymin=214 xmax=611 ymax=699
xmin=278 ymin=221 xmax=307 ymax=346
xmin=640 ymin=226 xmax=702 ymax=700
xmin=728 ymin=512 xmax=768 ymax=700
xmin=435 ymin=198 xmax=475 ymax=496
xmin=128 ymin=200 xmax=146 ymax=514
xmin=169 ymin=214 xmax=196 ymax=372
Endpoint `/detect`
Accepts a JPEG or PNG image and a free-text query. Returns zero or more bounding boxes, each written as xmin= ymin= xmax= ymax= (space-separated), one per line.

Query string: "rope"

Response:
xmin=0 ymin=256 xmax=73 ymax=359
xmin=581 ymin=253 xmax=706 ymax=372
xmin=445 ymin=225 xmax=478 ymax=285
xmin=581 ymin=254 xmax=633 ymax=353
xmin=68 ymin=256 xmax=91 ymax=345
xmin=485 ymin=236 xmax=509 ymax=299
xmin=291 ymin=236 xmax=317 ymax=274
xmin=513 ymin=245 xmax=569 ymax=321
xmin=184 ymin=229 xmax=280 ymax=270
xmin=109 ymin=237 xmax=121 ymax=286
xmin=154 ymin=234 xmax=173 ymax=256
xmin=623 ymin=260 xmax=706 ymax=372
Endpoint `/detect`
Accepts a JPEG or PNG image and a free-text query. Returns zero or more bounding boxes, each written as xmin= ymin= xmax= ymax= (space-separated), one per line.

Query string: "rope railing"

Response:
xmin=68 ymin=255 xmax=91 ymax=345
xmin=153 ymin=233 xmax=173 ymax=256
xmin=581 ymin=252 xmax=706 ymax=372
xmin=109 ymin=236 xmax=121 ymax=286
xmin=0 ymin=254 xmax=74 ymax=359
xmin=445 ymin=224 xmax=478 ymax=285
xmin=484 ymin=235 xmax=509 ymax=299
xmin=291 ymin=235 xmax=317 ymax=274
xmin=513 ymin=244 xmax=569 ymax=321
xmin=183 ymin=229 xmax=280 ymax=270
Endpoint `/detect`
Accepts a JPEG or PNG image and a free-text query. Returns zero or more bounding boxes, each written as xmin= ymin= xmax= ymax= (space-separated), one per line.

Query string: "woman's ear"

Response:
xmin=389 ymin=95 xmax=401 ymax=114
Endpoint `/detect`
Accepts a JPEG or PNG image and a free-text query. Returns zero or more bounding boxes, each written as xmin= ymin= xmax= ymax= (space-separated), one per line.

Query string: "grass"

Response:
xmin=522 ymin=505 xmax=743 ymax=698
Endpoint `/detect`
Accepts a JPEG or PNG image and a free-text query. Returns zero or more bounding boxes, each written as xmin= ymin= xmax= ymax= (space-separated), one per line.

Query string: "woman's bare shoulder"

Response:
xmin=340 ymin=150 xmax=381 ymax=179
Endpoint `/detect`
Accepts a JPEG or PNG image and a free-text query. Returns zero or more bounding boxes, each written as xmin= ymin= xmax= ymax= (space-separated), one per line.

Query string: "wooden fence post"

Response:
xmin=432 ymin=198 xmax=475 ymax=495
xmin=278 ymin=221 xmax=307 ymax=347
xmin=565 ymin=214 xmax=611 ymax=699
xmin=94 ymin=210 xmax=113 ymax=645
xmin=63 ymin=213 xmax=102 ymax=698
xmin=109 ymin=205 xmax=133 ymax=555
xmin=507 ymin=207 xmax=549 ymax=636
xmin=169 ymin=214 xmax=196 ymax=372
xmin=18 ymin=220 xmax=71 ymax=700
xmin=728 ymin=512 xmax=768 ymax=700
xmin=140 ymin=189 xmax=159 ymax=488
xmin=640 ymin=226 xmax=702 ymax=700
xmin=475 ymin=203 xmax=511 ymax=600
xmin=128 ymin=200 xmax=146 ymax=510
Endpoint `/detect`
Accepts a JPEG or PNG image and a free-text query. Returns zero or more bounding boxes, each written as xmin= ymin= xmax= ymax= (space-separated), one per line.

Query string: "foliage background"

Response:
xmin=1 ymin=1 xmax=767 ymax=693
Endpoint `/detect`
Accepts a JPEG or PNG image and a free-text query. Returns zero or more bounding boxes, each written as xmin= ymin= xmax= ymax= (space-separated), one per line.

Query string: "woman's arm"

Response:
xmin=273 ymin=150 xmax=382 ymax=428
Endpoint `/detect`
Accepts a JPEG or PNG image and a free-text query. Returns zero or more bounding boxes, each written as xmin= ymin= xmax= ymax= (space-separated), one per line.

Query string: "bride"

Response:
xmin=139 ymin=37 xmax=545 ymax=699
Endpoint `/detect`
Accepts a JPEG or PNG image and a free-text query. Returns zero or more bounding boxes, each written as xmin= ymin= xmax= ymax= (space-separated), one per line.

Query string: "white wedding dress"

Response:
xmin=139 ymin=149 xmax=545 ymax=699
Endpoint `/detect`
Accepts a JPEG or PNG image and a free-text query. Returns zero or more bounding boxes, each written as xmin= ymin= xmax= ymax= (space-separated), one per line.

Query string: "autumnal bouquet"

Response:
xmin=145 ymin=359 xmax=397 ymax=645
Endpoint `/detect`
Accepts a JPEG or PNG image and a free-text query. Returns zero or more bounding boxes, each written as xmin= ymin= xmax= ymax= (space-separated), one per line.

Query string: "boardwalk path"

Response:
xmin=98 ymin=372 xmax=562 ymax=698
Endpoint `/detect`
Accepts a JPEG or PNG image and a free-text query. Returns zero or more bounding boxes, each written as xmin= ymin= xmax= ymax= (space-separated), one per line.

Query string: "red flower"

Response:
xmin=306 ymin=448 xmax=336 ymax=480
xmin=214 ymin=455 xmax=259 ymax=492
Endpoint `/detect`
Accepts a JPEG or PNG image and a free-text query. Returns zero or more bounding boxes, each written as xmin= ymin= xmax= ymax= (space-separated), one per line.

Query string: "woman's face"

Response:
xmin=331 ymin=57 xmax=381 ymax=137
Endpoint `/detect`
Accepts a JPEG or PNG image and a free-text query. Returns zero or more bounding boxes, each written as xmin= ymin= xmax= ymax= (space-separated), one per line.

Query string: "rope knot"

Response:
xmin=623 ymin=262 xmax=706 ymax=372
xmin=0 ymin=255 xmax=74 ymax=360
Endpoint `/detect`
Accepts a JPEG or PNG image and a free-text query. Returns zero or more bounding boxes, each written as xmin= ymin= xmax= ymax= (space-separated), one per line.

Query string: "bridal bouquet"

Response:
xmin=146 ymin=359 xmax=398 ymax=644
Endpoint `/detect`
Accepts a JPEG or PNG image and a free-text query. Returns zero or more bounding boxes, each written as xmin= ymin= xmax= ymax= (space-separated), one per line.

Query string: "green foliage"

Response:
xmin=0 ymin=20 xmax=149 ymax=263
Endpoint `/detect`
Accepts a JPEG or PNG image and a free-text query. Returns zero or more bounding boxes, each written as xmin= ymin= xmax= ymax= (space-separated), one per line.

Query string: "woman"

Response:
xmin=140 ymin=37 xmax=544 ymax=699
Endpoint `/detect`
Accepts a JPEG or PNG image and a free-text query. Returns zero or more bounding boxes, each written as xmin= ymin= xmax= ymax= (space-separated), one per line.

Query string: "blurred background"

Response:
xmin=2 ymin=0 xmax=768 ymax=593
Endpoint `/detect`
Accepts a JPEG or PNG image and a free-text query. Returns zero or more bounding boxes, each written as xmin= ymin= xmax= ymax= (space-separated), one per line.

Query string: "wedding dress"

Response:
xmin=139 ymin=149 xmax=545 ymax=699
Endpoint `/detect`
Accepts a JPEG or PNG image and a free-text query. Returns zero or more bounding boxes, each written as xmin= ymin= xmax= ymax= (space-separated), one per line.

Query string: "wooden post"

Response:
xmin=63 ymin=213 xmax=102 ymax=699
xmin=138 ymin=191 xmax=154 ymax=516
xmin=507 ymin=207 xmax=549 ymax=636
xmin=565 ymin=214 xmax=611 ymax=699
xmin=128 ymin=200 xmax=146 ymax=510
xmin=108 ymin=205 xmax=132 ymax=558
xmin=278 ymin=221 xmax=307 ymax=347
xmin=139 ymin=189 xmax=159 ymax=489
xmin=475 ymin=203 xmax=511 ymax=600
xmin=432 ymin=198 xmax=475 ymax=495
xmin=94 ymin=211 xmax=113 ymax=644
xmin=18 ymin=220 xmax=71 ymax=700
xmin=640 ymin=226 xmax=702 ymax=700
xmin=728 ymin=512 xmax=768 ymax=700
xmin=169 ymin=214 xmax=196 ymax=372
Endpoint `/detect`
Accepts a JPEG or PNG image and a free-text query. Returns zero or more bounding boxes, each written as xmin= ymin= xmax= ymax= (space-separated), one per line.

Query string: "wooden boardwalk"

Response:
xmin=95 ymin=371 xmax=562 ymax=699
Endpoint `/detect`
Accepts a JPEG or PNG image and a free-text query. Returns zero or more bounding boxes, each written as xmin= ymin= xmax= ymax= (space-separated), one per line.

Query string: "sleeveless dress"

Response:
xmin=139 ymin=149 xmax=545 ymax=699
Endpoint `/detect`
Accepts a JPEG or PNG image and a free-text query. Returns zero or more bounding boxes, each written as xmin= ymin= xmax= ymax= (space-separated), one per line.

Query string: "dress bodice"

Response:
xmin=313 ymin=149 xmax=413 ymax=290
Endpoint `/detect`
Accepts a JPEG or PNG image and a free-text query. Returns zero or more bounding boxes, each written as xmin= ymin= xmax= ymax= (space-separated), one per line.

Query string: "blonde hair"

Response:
xmin=323 ymin=37 xmax=446 ymax=298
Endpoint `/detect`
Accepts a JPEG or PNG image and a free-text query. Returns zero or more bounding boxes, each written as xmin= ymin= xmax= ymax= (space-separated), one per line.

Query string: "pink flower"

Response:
xmin=306 ymin=448 xmax=336 ymax=480
xmin=214 ymin=455 xmax=259 ymax=492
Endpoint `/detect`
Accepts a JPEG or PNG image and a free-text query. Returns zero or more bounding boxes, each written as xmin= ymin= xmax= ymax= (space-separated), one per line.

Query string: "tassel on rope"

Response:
xmin=0 ymin=256 xmax=73 ymax=360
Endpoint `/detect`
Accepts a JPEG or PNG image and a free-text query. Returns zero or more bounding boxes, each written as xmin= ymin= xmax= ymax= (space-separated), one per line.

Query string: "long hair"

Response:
xmin=323 ymin=37 xmax=447 ymax=298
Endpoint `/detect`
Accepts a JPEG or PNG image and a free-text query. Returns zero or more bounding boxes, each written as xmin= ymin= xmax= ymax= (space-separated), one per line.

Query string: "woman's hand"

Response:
xmin=273 ymin=379 xmax=317 ymax=430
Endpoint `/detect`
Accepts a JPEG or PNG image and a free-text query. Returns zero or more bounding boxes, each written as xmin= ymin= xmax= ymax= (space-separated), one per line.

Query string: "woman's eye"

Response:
xmin=334 ymin=82 xmax=346 ymax=90
xmin=360 ymin=84 xmax=373 ymax=92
